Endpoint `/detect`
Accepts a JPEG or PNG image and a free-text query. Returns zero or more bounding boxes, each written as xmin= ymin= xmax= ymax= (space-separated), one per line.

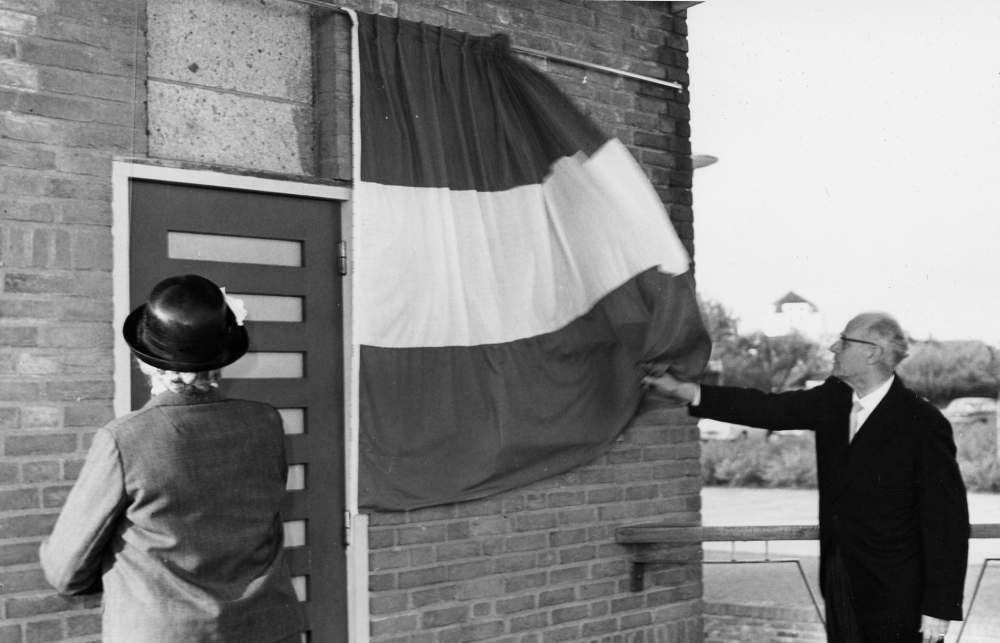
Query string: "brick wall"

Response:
xmin=0 ymin=0 xmax=145 ymax=641
xmin=1 ymin=1 xmax=700 ymax=642
xmin=367 ymin=402 xmax=705 ymax=643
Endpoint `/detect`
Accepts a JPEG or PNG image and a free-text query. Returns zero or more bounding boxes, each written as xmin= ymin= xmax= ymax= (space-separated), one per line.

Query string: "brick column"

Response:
xmin=0 ymin=1 xmax=147 ymax=641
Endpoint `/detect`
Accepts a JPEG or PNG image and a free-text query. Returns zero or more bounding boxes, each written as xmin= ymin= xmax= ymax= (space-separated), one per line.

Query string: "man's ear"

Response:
xmin=866 ymin=344 xmax=883 ymax=365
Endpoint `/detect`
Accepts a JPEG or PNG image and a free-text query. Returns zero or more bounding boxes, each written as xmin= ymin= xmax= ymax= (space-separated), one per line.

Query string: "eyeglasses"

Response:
xmin=839 ymin=335 xmax=879 ymax=347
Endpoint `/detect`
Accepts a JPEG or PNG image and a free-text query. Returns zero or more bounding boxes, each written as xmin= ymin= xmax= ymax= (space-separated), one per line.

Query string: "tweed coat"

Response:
xmin=40 ymin=389 xmax=303 ymax=643
xmin=693 ymin=376 xmax=969 ymax=642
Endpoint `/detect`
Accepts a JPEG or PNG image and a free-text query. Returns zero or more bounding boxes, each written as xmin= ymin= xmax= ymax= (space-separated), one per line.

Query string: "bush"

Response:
xmin=763 ymin=444 xmax=819 ymax=488
xmin=702 ymin=416 xmax=1000 ymax=493
xmin=702 ymin=435 xmax=817 ymax=488
xmin=898 ymin=340 xmax=1000 ymax=407
xmin=954 ymin=415 xmax=1000 ymax=493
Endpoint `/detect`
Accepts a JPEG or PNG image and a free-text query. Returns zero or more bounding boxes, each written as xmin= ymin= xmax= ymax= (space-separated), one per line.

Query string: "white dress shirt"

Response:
xmin=850 ymin=374 xmax=894 ymax=441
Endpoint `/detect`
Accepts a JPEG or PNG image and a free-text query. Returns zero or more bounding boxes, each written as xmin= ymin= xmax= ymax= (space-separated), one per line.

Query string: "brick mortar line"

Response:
xmin=0 ymin=222 xmax=110 ymax=233
xmin=6 ymin=26 xmax=145 ymax=55
xmin=0 ymin=165 xmax=123 ymax=181
xmin=0 ymin=68 xmax=144 ymax=104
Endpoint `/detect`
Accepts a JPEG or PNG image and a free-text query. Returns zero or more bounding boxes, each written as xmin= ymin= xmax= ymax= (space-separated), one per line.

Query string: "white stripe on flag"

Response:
xmin=356 ymin=139 xmax=690 ymax=348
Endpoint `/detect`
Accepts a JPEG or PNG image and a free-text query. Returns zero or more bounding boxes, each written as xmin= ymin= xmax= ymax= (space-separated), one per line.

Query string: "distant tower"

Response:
xmin=762 ymin=292 xmax=824 ymax=338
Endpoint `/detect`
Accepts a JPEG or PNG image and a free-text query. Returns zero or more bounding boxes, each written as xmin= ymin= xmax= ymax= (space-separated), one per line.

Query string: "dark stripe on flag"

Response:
xmin=358 ymin=12 xmax=607 ymax=191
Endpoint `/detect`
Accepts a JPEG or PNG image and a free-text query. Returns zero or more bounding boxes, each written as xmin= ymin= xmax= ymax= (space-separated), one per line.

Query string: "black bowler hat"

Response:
xmin=123 ymin=274 xmax=249 ymax=372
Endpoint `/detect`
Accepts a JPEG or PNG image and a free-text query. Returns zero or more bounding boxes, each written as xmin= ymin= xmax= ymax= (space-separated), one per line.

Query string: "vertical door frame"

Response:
xmin=111 ymin=161 xmax=368 ymax=643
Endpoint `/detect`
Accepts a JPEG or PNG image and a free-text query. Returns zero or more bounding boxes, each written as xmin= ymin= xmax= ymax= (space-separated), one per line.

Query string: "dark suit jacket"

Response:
xmin=40 ymin=390 xmax=303 ymax=643
xmin=693 ymin=376 xmax=969 ymax=640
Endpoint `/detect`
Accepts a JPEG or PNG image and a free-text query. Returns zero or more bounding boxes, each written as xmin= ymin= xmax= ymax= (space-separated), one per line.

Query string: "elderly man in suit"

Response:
xmin=644 ymin=312 xmax=969 ymax=643
xmin=40 ymin=275 xmax=303 ymax=643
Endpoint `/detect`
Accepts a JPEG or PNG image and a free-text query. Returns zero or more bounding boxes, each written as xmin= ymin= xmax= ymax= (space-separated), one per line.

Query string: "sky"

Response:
xmin=685 ymin=0 xmax=1000 ymax=345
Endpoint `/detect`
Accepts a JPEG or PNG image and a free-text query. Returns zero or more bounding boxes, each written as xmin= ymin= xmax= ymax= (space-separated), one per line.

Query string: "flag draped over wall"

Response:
xmin=354 ymin=13 xmax=710 ymax=511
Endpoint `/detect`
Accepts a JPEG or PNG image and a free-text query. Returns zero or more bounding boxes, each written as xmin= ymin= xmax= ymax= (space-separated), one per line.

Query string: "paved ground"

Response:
xmin=700 ymin=487 xmax=1000 ymax=636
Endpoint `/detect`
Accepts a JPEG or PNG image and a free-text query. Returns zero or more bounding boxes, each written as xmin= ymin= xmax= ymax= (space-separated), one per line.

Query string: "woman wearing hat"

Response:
xmin=40 ymin=274 xmax=303 ymax=643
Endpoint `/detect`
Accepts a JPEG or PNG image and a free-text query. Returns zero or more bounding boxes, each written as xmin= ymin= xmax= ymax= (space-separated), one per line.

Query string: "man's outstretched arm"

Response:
xmin=643 ymin=370 xmax=835 ymax=433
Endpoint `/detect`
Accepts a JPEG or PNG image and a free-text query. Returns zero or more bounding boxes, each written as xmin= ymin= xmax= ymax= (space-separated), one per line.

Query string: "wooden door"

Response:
xmin=128 ymin=179 xmax=347 ymax=643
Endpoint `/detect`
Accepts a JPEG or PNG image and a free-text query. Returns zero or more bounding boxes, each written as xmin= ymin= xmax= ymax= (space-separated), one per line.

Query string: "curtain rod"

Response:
xmin=284 ymin=0 xmax=683 ymax=91
xmin=509 ymin=45 xmax=682 ymax=90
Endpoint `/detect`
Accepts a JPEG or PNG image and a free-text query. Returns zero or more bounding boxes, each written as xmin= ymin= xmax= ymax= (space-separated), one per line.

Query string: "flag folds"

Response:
xmin=355 ymin=13 xmax=710 ymax=510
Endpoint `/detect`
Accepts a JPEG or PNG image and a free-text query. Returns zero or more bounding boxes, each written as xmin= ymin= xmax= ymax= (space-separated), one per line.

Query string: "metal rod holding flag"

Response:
xmin=274 ymin=0 xmax=686 ymax=91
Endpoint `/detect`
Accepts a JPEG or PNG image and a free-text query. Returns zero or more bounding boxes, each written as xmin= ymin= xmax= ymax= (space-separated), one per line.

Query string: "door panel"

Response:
xmin=128 ymin=180 xmax=347 ymax=643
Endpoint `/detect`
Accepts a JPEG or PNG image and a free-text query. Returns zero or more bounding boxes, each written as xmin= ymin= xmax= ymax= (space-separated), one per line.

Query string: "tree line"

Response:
xmin=700 ymin=298 xmax=1000 ymax=407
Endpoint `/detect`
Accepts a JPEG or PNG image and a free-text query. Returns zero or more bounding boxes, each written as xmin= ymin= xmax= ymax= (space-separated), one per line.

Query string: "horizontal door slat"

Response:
xmin=247 ymin=323 xmax=308 ymax=350
xmin=284 ymin=435 xmax=311 ymax=464
xmin=163 ymin=198 xmax=333 ymax=239
xmin=221 ymin=380 xmax=308 ymax=407
xmin=163 ymin=261 xmax=308 ymax=293
xmin=281 ymin=490 xmax=310 ymax=519
xmin=283 ymin=546 xmax=311 ymax=575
